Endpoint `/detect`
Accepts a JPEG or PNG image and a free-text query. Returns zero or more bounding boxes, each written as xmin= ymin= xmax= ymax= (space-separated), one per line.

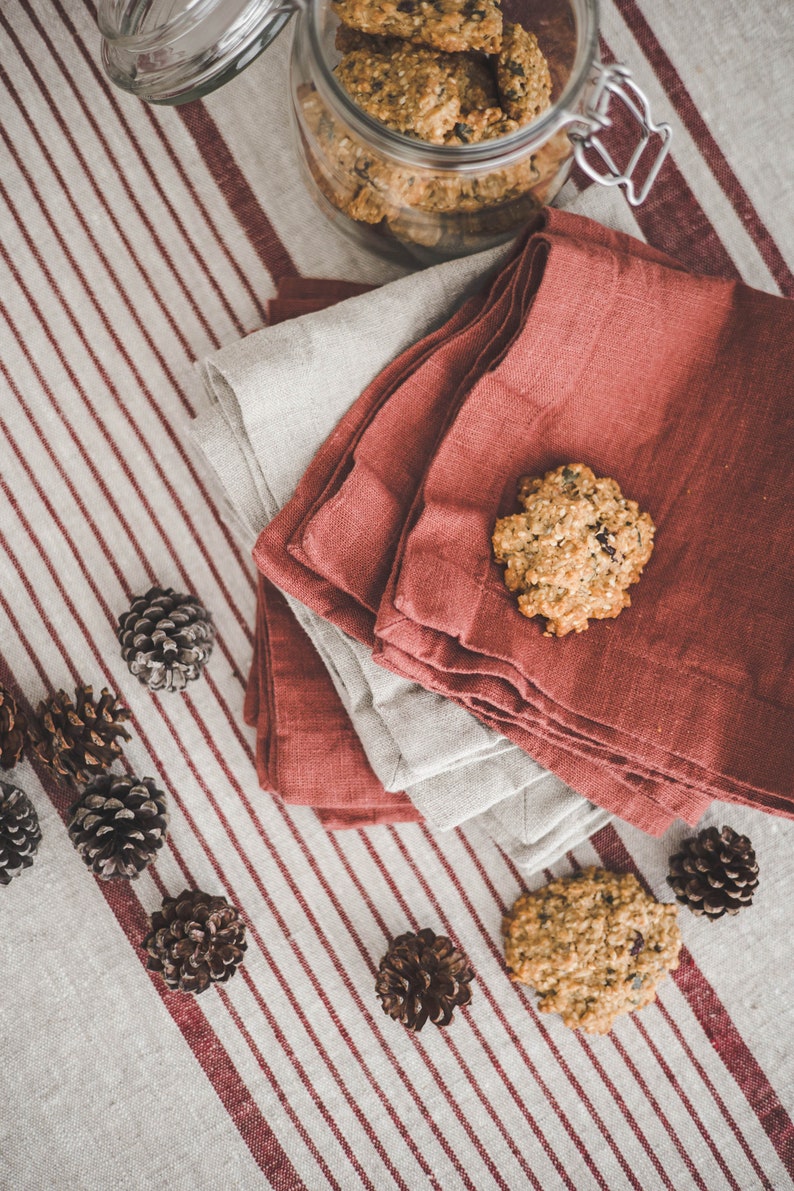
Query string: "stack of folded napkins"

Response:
xmin=194 ymin=209 xmax=793 ymax=868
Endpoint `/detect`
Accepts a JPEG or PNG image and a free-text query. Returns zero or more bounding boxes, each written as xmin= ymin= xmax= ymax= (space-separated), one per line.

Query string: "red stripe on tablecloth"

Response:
xmin=592 ymin=824 xmax=794 ymax=1178
xmin=0 ymin=563 xmax=355 ymax=1191
xmin=174 ymin=688 xmax=515 ymax=1191
xmin=0 ymin=658 xmax=306 ymax=1191
xmin=1 ymin=417 xmax=478 ymax=1185
xmin=611 ymin=0 xmax=794 ymax=297
xmin=64 ymin=0 xmax=269 ymax=327
xmin=586 ymin=37 xmax=741 ymax=283
xmin=464 ymin=834 xmax=760 ymax=1189
xmin=0 ymin=491 xmax=420 ymax=1191
xmin=0 ymin=208 xmax=255 ymax=644
xmin=0 ymin=61 xmax=256 ymax=604
xmin=0 ymin=187 xmax=505 ymax=1191
xmin=652 ymin=1000 xmax=774 ymax=1189
xmin=402 ymin=827 xmax=665 ymax=1191
xmin=0 ymin=474 xmax=471 ymax=1191
xmin=356 ymin=835 xmax=611 ymax=1191
xmin=177 ymin=102 xmax=299 ymax=284
xmin=217 ymin=976 xmax=343 ymax=1191
xmin=631 ymin=1015 xmax=744 ymax=1191
xmin=11 ymin=2 xmax=232 ymax=352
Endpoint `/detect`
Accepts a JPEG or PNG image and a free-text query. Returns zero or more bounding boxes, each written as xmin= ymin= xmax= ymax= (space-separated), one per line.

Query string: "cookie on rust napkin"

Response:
xmin=252 ymin=228 xmax=609 ymax=853
xmin=259 ymin=210 xmax=699 ymax=834
xmin=371 ymin=211 xmax=794 ymax=832
xmin=198 ymin=260 xmax=609 ymax=866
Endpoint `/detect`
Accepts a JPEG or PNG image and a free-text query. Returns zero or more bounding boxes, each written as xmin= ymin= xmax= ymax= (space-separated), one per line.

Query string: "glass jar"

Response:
xmin=98 ymin=0 xmax=671 ymax=264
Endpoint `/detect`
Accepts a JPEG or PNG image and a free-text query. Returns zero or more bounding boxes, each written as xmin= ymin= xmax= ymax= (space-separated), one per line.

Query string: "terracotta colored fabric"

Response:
xmin=255 ymin=209 xmax=794 ymax=835
xmin=247 ymin=278 xmax=419 ymax=829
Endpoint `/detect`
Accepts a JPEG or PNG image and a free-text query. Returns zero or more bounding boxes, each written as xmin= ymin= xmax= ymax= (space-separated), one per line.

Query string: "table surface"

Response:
xmin=1 ymin=2 xmax=793 ymax=1189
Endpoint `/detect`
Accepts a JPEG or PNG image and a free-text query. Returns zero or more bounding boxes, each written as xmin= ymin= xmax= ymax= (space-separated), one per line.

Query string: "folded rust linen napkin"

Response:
xmin=376 ymin=212 xmax=793 ymax=832
xmin=245 ymin=576 xmax=420 ymax=829
xmin=243 ymin=282 xmax=420 ymax=829
xmin=257 ymin=208 xmax=794 ymax=836
xmin=194 ymin=249 xmax=612 ymax=868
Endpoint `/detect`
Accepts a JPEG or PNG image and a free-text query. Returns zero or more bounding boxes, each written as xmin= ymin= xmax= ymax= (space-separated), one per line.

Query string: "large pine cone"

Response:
xmin=376 ymin=927 xmax=475 ymax=1031
xmin=143 ymin=889 xmax=247 ymax=994
xmin=29 ymin=685 xmax=131 ymax=786
xmin=0 ymin=683 xmax=27 ymax=770
xmin=68 ymin=774 xmax=168 ymax=880
xmin=117 ymin=586 xmax=215 ymax=692
xmin=667 ymin=825 xmax=759 ymax=920
xmin=0 ymin=780 xmax=42 ymax=885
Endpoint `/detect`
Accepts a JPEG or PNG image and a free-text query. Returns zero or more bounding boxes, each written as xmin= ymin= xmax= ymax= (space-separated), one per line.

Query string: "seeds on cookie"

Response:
xmin=335 ymin=45 xmax=462 ymax=143
xmin=492 ymin=462 xmax=655 ymax=636
xmin=503 ymin=867 xmax=682 ymax=1034
xmin=496 ymin=22 xmax=552 ymax=124
xmin=331 ymin=0 xmax=504 ymax=55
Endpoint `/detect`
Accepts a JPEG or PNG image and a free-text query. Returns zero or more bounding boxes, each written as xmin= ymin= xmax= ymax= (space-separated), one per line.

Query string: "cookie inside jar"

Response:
xmin=293 ymin=0 xmax=580 ymax=260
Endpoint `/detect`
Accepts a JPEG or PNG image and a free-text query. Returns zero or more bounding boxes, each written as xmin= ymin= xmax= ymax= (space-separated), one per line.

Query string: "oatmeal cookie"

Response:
xmin=335 ymin=44 xmax=462 ymax=143
xmin=492 ymin=462 xmax=655 ymax=637
xmin=331 ymin=0 xmax=503 ymax=54
xmin=444 ymin=108 xmax=520 ymax=144
xmin=503 ymin=867 xmax=682 ymax=1034
xmin=449 ymin=51 xmax=499 ymax=110
xmin=496 ymin=22 xmax=552 ymax=124
xmin=334 ymin=23 xmax=400 ymax=54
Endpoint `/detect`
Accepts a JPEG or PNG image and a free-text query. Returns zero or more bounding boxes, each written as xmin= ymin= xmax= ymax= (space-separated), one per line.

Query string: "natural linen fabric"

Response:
xmin=194 ymin=249 xmax=611 ymax=869
xmin=255 ymin=206 xmax=793 ymax=837
xmin=368 ymin=209 xmax=794 ymax=833
xmin=246 ymin=575 xmax=421 ymax=829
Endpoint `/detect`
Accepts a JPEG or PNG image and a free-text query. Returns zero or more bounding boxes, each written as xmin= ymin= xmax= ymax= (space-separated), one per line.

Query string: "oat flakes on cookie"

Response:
xmin=335 ymin=44 xmax=462 ymax=142
xmin=492 ymin=462 xmax=655 ymax=637
xmin=503 ymin=867 xmax=682 ymax=1034
xmin=496 ymin=22 xmax=552 ymax=124
xmin=331 ymin=0 xmax=503 ymax=55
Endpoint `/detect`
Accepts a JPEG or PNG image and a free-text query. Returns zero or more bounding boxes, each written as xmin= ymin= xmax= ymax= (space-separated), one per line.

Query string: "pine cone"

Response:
xmin=0 ymin=683 xmax=27 ymax=770
xmin=0 ymin=780 xmax=42 ymax=885
xmin=376 ymin=927 xmax=475 ymax=1031
xmin=667 ymin=825 xmax=759 ymax=920
xmin=68 ymin=774 xmax=168 ymax=880
xmin=117 ymin=586 xmax=215 ymax=692
xmin=143 ymin=888 xmax=247 ymax=993
xmin=29 ymin=685 xmax=131 ymax=786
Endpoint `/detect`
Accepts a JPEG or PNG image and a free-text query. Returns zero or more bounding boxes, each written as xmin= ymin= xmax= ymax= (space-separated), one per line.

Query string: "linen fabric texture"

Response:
xmin=194 ymin=254 xmax=611 ymax=871
xmin=253 ymin=208 xmax=794 ymax=837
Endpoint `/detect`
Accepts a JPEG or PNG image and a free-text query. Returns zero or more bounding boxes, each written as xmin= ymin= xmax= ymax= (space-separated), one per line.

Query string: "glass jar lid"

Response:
xmin=98 ymin=0 xmax=295 ymax=104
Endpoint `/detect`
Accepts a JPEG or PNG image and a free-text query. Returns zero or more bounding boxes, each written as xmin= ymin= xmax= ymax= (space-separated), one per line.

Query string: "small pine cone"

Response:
xmin=68 ymin=774 xmax=168 ymax=880
xmin=143 ymin=888 xmax=247 ymax=994
xmin=0 ymin=683 xmax=27 ymax=770
xmin=29 ymin=685 xmax=131 ymax=786
xmin=667 ymin=825 xmax=759 ymax=920
xmin=0 ymin=780 xmax=42 ymax=885
xmin=376 ymin=927 xmax=475 ymax=1031
xmin=117 ymin=586 xmax=215 ymax=692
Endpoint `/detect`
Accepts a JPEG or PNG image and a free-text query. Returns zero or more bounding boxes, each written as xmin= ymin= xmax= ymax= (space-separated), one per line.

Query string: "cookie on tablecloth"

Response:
xmin=503 ymin=867 xmax=682 ymax=1034
xmin=492 ymin=462 xmax=655 ymax=636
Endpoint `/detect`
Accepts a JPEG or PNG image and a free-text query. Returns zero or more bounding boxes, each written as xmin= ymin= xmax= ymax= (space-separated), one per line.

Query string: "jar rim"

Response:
xmin=99 ymin=0 xmax=292 ymax=103
xmin=305 ymin=0 xmax=600 ymax=170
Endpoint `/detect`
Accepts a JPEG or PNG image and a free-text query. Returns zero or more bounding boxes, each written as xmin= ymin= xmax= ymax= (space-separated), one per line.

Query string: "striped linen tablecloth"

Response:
xmin=1 ymin=1 xmax=793 ymax=1188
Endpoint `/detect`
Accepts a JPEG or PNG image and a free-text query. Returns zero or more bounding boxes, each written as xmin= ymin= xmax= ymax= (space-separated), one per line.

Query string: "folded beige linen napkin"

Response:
xmin=192 ymin=246 xmax=611 ymax=870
